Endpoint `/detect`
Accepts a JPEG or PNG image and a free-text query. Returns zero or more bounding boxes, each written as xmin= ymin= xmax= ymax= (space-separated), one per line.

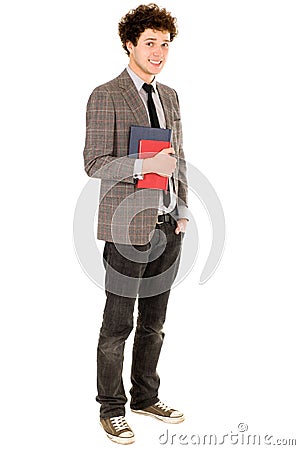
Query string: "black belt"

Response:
xmin=156 ymin=213 xmax=176 ymax=225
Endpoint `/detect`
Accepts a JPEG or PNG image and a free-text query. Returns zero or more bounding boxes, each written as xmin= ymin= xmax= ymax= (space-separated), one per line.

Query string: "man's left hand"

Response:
xmin=175 ymin=218 xmax=188 ymax=235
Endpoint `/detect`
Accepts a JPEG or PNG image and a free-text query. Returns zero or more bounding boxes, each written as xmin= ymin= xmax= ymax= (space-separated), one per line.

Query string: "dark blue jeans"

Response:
xmin=96 ymin=221 xmax=183 ymax=418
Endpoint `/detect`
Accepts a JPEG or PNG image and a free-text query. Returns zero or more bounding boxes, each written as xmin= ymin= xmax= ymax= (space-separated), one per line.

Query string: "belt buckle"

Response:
xmin=156 ymin=214 xmax=164 ymax=225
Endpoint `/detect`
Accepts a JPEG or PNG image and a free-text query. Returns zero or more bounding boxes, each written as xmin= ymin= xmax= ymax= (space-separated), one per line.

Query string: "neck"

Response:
xmin=128 ymin=61 xmax=155 ymax=84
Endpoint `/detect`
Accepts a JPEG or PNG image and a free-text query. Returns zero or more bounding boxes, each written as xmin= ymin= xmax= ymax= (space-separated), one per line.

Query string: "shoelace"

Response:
xmin=110 ymin=416 xmax=130 ymax=432
xmin=155 ymin=401 xmax=171 ymax=412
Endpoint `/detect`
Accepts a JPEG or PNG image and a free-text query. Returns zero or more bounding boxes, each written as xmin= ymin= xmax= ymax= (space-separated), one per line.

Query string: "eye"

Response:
xmin=162 ymin=43 xmax=169 ymax=48
xmin=146 ymin=42 xmax=154 ymax=46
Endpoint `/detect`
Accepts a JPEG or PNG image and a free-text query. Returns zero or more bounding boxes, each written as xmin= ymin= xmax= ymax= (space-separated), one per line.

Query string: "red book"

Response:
xmin=137 ymin=140 xmax=171 ymax=190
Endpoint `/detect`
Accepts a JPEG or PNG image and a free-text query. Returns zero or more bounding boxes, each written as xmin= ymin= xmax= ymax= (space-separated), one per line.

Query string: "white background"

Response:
xmin=1 ymin=1 xmax=299 ymax=449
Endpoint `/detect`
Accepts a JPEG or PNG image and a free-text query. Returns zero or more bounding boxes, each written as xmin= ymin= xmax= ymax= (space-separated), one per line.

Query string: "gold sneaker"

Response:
xmin=132 ymin=400 xmax=185 ymax=424
xmin=100 ymin=416 xmax=135 ymax=445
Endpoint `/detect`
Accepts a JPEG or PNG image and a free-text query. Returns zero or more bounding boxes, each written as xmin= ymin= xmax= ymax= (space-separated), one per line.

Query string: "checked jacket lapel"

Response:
xmin=156 ymin=83 xmax=173 ymax=130
xmin=117 ymin=70 xmax=174 ymax=130
xmin=118 ymin=70 xmax=150 ymax=127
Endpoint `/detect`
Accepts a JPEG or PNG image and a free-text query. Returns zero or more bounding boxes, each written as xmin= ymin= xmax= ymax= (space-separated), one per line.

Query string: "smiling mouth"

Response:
xmin=149 ymin=59 xmax=163 ymax=66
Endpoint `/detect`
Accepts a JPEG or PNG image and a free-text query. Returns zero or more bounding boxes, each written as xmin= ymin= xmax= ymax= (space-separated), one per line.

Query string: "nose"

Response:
xmin=153 ymin=48 xmax=163 ymax=58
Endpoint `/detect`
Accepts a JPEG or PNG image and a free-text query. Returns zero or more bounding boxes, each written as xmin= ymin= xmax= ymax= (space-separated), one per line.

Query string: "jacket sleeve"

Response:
xmin=83 ymin=88 xmax=136 ymax=184
xmin=174 ymin=91 xmax=189 ymax=219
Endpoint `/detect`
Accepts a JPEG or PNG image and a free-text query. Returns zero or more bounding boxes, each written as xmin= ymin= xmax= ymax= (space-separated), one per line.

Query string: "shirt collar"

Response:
xmin=126 ymin=65 xmax=157 ymax=93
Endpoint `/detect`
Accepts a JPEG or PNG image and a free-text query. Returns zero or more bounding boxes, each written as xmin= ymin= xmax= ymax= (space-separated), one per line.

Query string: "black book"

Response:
xmin=128 ymin=125 xmax=172 ymax=158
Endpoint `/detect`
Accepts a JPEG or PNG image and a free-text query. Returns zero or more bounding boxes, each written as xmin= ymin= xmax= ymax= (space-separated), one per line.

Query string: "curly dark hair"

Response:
xmin=118 ymin=3 xmax=178 ymax=56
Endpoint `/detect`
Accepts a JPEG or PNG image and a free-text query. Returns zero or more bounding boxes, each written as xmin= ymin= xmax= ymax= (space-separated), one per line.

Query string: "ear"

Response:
xmin=126 ymin=41 xmax=134 ymax=54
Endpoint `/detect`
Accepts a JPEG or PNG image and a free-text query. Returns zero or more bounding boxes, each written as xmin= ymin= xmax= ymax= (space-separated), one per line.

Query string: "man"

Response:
xmin=84 ymin=4 xmax=189 ymax=445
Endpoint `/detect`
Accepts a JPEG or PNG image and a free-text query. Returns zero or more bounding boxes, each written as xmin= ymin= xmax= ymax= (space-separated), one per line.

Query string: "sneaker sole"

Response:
xmin=131 ymin=408 xmax=185 ymax=424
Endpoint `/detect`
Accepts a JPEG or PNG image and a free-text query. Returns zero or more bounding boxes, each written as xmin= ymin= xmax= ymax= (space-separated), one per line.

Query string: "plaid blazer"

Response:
xmin=83 ymin=69 xmax=188 ymax=245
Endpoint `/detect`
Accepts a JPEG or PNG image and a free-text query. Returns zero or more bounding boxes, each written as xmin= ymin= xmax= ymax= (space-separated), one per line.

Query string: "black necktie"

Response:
xmin=142 ymin=83 xmax=160 ymax=128
xmin=142 ymin=83 xmax=171 ymax=206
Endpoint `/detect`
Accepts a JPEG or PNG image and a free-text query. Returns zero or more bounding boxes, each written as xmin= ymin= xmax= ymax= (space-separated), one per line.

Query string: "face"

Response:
xmin=127 ymin=28 xmax=170 ymax=83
